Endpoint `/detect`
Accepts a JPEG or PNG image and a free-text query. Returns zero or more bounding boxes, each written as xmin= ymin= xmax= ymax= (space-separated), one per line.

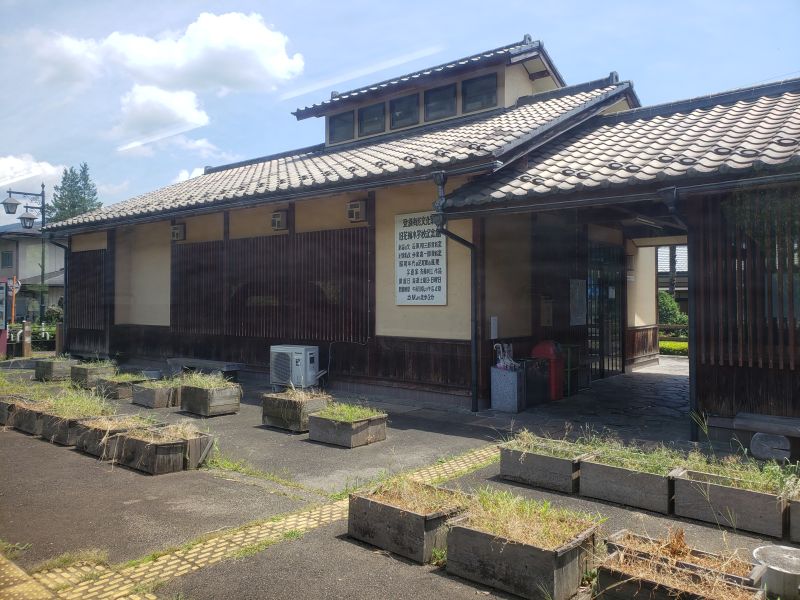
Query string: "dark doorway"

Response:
xmin=588 ymin=242 xmax=624 ymax=379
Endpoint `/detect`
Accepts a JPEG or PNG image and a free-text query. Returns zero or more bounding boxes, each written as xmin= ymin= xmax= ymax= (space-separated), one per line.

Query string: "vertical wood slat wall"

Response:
xmin=694 ymin=190 xmax=799 ymax=371
xmin=66 ymin=249 xmax=106 ymax=330
xmin=170 ymin=228 xmax=371 ymax=343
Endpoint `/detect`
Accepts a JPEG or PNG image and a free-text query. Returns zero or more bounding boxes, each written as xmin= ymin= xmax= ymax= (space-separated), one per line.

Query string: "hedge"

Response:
xmin=659 ymin=341 xmax=688 ymax=356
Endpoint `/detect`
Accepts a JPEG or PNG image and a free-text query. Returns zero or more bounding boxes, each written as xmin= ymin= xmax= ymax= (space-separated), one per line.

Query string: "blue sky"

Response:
xmin=0 ymin=0 xmax=798 ymax=224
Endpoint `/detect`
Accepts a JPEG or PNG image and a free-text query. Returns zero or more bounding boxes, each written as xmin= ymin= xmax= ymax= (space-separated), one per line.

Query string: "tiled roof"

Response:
xmin=292 ymin=36 xmax=564 ymax=120
xmin=445 ymin=78 xmax=800 ymax=209
xmin=47 ymin=79 xmax=630 ymax=231
xmin=657 ymin=245 xmax=688 ymax=272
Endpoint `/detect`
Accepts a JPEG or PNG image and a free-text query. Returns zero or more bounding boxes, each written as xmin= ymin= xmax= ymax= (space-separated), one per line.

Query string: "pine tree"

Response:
xmin=47 ymin=162 xmax=102 ymax=223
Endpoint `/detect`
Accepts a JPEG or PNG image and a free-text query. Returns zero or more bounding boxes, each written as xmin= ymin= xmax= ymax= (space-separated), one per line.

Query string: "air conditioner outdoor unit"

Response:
xmin=270 ymin=345 xmax=319 ymax=388
xmin=171 ymin=223 xmax=186 ymax=241
xmin=346 ymin=199 xmax=366 ymax=222
xmin=271 ymin=210 xmax=287 ymax=231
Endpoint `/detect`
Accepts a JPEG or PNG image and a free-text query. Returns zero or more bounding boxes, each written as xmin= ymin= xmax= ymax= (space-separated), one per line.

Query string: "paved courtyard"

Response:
xmin=2 ymin=355 xmax=762 ymax=600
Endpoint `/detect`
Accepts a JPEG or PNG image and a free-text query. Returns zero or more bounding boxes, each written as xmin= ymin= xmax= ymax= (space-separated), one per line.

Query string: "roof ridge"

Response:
xmin=204 ymin=143 xmax=326 ymax=175
xmin=599 ymin=76 xmax=800 ymax=124
xmin=292 ymin=36 xmax=547 ymax=119
xmin=515 ymin=72 xmax=623 ymax=106
xmin=208 ymin=80 xmax=626 ymax=176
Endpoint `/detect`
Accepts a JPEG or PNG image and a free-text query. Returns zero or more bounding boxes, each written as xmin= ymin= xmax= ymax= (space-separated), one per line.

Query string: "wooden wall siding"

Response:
xmin=289 ymin=228 xmax=370 ymax=343
xmin=625 ymin=325 xmax=659 ymax=364
xmin=692 ymin=190 xmax=799 ymax=372
xmin=111 ymin=325 xmax=471 ymax=391
xmin=66 ymin=249 xmax=106 ymax=330
xmin=696 ymin=361 xmax=800 ymax=418
xmin=68 ymin=328 xmax=107 ymax=356
xmin=171 ymin=228 xmax=371 ymax=343
xmin=171 ymin=241 xmax=224 ymax=335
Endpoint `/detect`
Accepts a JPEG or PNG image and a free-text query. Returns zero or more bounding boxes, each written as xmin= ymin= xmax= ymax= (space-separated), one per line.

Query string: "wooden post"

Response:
xmin=21 ymin=320 xmax=32 ymax=358
xmin=55 ymin=322 xmax=64 ymax=355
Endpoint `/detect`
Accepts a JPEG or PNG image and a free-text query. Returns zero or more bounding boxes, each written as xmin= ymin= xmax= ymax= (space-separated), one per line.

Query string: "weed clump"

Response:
xmin=316 ymin=402 xmax=385 ymax=423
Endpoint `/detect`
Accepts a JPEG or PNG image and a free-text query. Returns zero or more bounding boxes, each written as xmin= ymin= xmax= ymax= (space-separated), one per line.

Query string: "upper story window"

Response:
xmin=358 ymin=103 xmax=385 ymax=136
xmin=390 ymin=93 xmax=419 ymax=130
xmin=329 ymin=111 xmax=355 ymax=143
xmin=424 ymin=84 xmax=457 ymax=122
xmin=462 ymin=73 xmax=497 ymax=113
xmin=0 ymin=251 xmax=12 ymax=269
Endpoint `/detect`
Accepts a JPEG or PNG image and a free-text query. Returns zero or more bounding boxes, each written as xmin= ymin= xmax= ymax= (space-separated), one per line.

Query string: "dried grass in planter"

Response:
xmin=599 ymin=550 xmax=762 ymax=600
xmin=368 ymin=476 xmax=470 ymax=515
xmin=465 ymin=488 xmax=602 ymax=550
xmin=40 ymin=389 xmax=115 ymax=445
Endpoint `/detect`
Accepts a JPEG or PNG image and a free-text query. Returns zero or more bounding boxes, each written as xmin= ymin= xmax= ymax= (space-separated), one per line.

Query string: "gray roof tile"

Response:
xmin=48 ymin=80 xmax=629 ymax=230
xmin=445 ymin=79 xmax=800 ymax=209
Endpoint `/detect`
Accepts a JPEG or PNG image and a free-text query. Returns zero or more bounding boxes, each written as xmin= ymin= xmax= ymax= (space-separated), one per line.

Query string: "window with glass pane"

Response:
xmin=462 ymin=73 xmax=497 ymax=113
xmin=329 ymin=111 xmax=354 ymax=143
xmin=390 ymin=94 xmax=419 ymax=129
xmin=0 ymin=251 xmax=11 ymax=269
xmin=358 ymin=103 xmax=385 ymax=136
xmin=424 ymin=84 xmax=457 ymax=121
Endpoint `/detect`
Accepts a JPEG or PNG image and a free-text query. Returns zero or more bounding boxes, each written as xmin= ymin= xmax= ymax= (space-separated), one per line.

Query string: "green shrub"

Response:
xmin=659 ymin=341 xmax=688 ymax=356
xmin=657 ymin=291 xmax=688 ymax=325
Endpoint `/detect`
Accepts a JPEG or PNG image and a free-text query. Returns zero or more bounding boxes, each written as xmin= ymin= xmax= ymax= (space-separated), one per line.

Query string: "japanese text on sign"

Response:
xmin=395 ymin=211 xmax=447 ymax=305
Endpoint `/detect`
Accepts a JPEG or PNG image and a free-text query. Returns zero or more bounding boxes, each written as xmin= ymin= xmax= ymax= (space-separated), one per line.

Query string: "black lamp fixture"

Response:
xmin=2 ymin=194 xmax=20 ymax=215
xmin=18 ymin=211 xmax=37 ymax=229
xmin=2 ymin=183 xmax=47 ymax=322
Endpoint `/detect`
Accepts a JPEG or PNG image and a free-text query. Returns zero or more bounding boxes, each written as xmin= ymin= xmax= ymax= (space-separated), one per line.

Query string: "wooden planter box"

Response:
xmin=13 ymin=404 xmax=47 ymax=435
xmin=672 ymin=468 xmax=786 ymax=538
xmin=0 ymin=396 xmax=16 ymax=426
xmin=348 ymin=487 xmax=466 ymax=564
xmin=308 ymin=414 xmax=387 ymax=448
xmin=184 ymin=432 xmax=215 ymax=469
xmin=95 ymin=378 xmax=146 ymax=400
xmin=180 ymin=385 xmax=241 ymax=417
xmin=71 ymin=365 xmax=116 ymax=388
xmin=499 ymin=445 xmax=591 ymax=493
xmin=73 ymin=418 xmax=131 ymax=460
xmin=446 ymin=521 xmax=596 ymax=600
xmin=596 ymin=551 xmax=765 ymax=599
xmin=580 ymin=460 xmax=673 ymax=514
xmin=115 ymin=432 xmax=187 ymax=475
xmin=261 ymin=393 xmax=327 ymax=432
xmin=131 ymin=385 xmax=178 ymax=409
xmin=605 ymin=530 xmax=765 ymax=588
xmin=35 ymin=359 xmax=77 ymax=381
xmin=789 ymin=500 xmax=800 ymax=543
xmin=40 ymin=414 xmax=87 ymax=446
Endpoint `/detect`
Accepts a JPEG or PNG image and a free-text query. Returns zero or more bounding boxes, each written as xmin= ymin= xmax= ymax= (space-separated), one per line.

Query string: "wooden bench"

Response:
xmin=733 ymin=412 xmax=800 ymax=461
xmin=167 ymin=358 xmax=245 ymax=382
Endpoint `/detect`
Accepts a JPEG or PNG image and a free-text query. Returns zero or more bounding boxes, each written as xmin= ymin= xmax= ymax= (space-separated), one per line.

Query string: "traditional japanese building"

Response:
xmin=48 ymin=36 xmax=800 ymax=441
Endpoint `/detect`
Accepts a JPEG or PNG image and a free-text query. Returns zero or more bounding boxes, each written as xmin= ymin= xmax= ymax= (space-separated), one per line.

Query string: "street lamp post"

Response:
xmin=3 ymin=183 xmax=47 ymax=323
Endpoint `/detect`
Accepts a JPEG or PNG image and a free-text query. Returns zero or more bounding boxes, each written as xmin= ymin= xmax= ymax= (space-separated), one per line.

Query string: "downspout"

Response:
xmin=430 ymin=171 xmax=479 ymax=413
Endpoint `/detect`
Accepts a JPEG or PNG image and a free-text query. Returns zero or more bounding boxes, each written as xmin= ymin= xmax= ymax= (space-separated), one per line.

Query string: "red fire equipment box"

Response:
xmin=531 ymin=341 xmax=564 ymax=401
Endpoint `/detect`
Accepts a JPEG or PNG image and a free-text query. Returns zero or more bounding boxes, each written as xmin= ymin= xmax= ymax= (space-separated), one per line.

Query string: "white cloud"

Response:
xmin=172 ymin=167 xmax=205 ymax=183
xmin=280 ymin=45 xmax=443 ymax=101
xmin=97 ymin=180 xmax=129 ymax=196
xmin=28 ymin=12 xmax=303 ymax=95
xmin=115 ymin=85 xmax=209 ymax=151
xmin=29 ymin=31 xmax=102 ymax=86
xmin=0 ymin=154 xmax=65 ymax=189
xmin=169 ymin=135 xmax=238 ymax=162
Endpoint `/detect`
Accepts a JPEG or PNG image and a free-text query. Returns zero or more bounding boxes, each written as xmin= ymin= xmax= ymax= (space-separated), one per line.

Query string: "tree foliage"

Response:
xmin=657 ymin=290 xmax=688 ymax=325
xmin=47 ymin=162 xmax=102 ymax=224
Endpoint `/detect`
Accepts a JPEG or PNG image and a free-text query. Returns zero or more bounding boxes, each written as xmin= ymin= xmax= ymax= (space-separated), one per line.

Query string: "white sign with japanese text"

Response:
xmin=395 ymin=211 xmax=447 ymax=305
